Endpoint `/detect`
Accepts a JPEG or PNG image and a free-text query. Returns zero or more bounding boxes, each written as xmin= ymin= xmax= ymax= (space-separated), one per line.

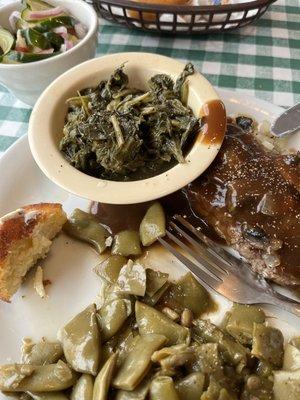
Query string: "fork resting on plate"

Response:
xmin=159 ymin=215 xmax=300 ymax=318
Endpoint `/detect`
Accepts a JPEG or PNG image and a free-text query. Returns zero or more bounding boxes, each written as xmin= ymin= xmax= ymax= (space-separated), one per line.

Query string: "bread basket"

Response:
xmin=89 ymin=0 xmax=276 ymax=35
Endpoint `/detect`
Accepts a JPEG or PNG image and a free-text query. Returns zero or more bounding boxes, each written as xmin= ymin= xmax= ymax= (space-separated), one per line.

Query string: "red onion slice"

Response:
xmin=74 ymin=23 xmax=87 ymax=39
xmin=9 ymin=11 xmax=21 ymax=32
xmin=28 ymin=6 xmax=66 ymax=20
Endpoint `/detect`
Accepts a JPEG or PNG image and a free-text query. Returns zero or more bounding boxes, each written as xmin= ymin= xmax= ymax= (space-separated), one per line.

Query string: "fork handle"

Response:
xmin=264 ymin=295 xmax=300 ymax=318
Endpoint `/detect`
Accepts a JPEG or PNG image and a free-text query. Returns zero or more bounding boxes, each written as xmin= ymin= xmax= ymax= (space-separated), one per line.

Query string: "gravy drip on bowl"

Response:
xmin=199 ymin=99 xmax=227 ymax=146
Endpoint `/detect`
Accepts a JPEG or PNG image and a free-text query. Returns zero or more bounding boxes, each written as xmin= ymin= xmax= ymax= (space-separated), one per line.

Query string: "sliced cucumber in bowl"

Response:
xmin=0 ymin=28 xmax=14 ymax=56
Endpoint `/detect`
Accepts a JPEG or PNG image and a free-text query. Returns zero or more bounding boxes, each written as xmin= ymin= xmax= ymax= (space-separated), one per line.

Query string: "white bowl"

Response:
xmin=0 ymin=0 xmax=98 ymax=106
xmin=29 ymin=52 xmax=226 ymax=204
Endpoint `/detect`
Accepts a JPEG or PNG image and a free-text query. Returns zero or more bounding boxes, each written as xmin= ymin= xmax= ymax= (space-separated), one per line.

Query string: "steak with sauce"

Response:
xmin=183 ymin=122 xmax=300 ymax=286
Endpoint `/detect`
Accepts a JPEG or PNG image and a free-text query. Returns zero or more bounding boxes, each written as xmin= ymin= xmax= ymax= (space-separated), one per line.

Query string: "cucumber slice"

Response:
xmin=25 ymin=0 xmax=53 ymax=11
xmin=38 ymin=16 xmax=76 ymax=31
xmin=1 ymin=50 xmax=58 ymax=63
xmin=0 ymin=28 xmax=14 ymax=55
xmin=43 ymin=31 xmax=63 ymax=51
xmin=24 ymin=28 xmax=51 ymax=50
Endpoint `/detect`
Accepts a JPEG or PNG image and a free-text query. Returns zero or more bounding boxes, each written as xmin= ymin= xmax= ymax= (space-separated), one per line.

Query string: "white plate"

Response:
xmin=0 ymin=89 xmax=299 ymax=399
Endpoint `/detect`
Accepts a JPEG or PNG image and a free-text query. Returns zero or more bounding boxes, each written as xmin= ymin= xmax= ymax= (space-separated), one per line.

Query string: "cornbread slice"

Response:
xmin=0 ymin=203 xmax=67 ymax=302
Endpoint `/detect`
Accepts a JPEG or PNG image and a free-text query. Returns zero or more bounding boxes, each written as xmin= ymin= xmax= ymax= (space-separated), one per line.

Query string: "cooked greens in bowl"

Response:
xmin=59 ymin=63 xmax=201 ymax=181
xmin=0 ymin=0 xmax=87 ymax=64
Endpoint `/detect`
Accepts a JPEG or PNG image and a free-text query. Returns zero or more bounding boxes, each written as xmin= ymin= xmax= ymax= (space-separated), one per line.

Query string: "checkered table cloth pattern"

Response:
xmin=0 ymin=0 xmax=299 ymax=158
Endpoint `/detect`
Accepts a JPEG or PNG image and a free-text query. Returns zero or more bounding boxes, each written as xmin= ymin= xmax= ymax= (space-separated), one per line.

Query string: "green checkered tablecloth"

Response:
xmin=0 ymin=0 xmax=299 ymax=158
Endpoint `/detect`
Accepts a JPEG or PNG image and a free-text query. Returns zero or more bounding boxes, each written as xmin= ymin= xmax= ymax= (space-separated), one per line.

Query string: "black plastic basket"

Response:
xmin=90 ymin=0 xmax=276 ymax=35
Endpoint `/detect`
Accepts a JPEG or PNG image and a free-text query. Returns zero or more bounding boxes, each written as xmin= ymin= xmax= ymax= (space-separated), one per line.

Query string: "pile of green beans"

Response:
xmin=1 ymin=203 xmax=299 ymax=399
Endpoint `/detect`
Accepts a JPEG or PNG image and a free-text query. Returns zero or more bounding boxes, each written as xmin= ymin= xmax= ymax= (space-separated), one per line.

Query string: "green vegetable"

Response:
xmin=188 ymin=343 xmax=223 ymax=375
xmin=161 ymin=273 xmax=211 ymax=317
xmin=149 ymin=376 xmax=179 ymax=400
xmin=111 ymin=230 xmax=142 ymax=257
xmin=0 ymin=28 xmax=14 ymax=56
xmin=175 ymin=372 xmax=205 ymax=400
xmin=225 ymin=304 xmax=265 ymax=345
xmin=23 ymin=28 xmax=51 ymax=49
xmin=43 ymin=31 xmax=63 ymax=51
xmin=25 ymin=0 xmax=54 ymax=11
xmin=145 ymin=268 xmax=169 ymax=297
xmin=71 ymin=374 xmax=94 ymax=400
xmin=60 ymin=64 xmax=199 ymax=181
xmin=139 ymin=202 xmax=166 ymax=246
xmin=251 ymin=323 xmax=284 ymax=368
xmin=193 ymin=319 xmax=248 ymax=367
xmin=135 ymin=301 xmax=189 ymax=346
xmin=116 ymin=260 xmax=146 ymax=296
xmin=36 ymin=16 xmax=76 ymax=32
xmin=0 ymin=361 xmax=77 ymax=392
xmin=97 ymin=299 xmax=132 ymax=341
xmin=283 ymin=342 xmax=300 ymax=371
xmin=64 ymin=208 xmax=110 ymax=254
xmin=28 ymin=392 xmax=69 ymax=400
xmin=115 ymin=377 xmax=151 ymax=400
xmin=59 ymin=304 xmax=101 ymax=376
xmin=21 ymin=340 xmax=63 ymax=365
xmin=113 ymin=334 xmax=166 ymax=391
xmin=273 ymin=369 xmax=300 ymax=400
xmin=94 ymin=255 xmax=127 ymax=283
xmin=144 ymin=282 xmax=170 ymax=306
xmin=93 ymin=353 xmax=118 ymax=400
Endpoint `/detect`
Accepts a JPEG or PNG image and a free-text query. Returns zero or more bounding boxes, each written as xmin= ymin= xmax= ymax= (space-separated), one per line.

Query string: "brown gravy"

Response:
xmin=199 ymin=99 xmax=227 ymax=146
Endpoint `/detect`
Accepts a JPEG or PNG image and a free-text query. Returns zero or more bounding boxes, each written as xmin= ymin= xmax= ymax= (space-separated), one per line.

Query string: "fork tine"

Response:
xmin=158 ymin=235 xmax=220 ymax=291
xmin=169 ymin=221 xmax=225 ymax=279
xmin=172 ymin=219 xmax=244 ymax=280
xmin=175 ymin=215 xmax=236 ymax=271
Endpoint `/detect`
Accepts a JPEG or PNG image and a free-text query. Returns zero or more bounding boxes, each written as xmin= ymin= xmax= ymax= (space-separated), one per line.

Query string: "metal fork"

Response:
xmin=158 ymin=215 xmax=300 ymax=318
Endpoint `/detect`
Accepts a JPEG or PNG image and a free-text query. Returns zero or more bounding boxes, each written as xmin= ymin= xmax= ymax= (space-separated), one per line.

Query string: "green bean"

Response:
xmin=151 ymin=344 xmax=194 ymax=370
xmin=188 ymin=343 xmax=223 ymax=375
xmin=59 ymin=304 xmax=101 ymax=376
xmin=112 ymin=231 xmax=142 ymax=257
xmin=135 ymin=302 xmax=189 ymax=346
xmin=0 ymin=364 xmax=35 ymax=391
xmin=149 ymin=376 xmax=179 ymax=400
xmin=0 ymin=361 xmax=77 ymax=392
xmin=97 ymin=299 xmax=132 ymax=341
xmin=93 ymin=353 xmax=117 ymax=400
xmin=64 ymin=209 xmax=110 ymax=254
xmin=143 ymin=282 xmax=170 ymax=306
xmin=94 ymin=255 xmax=127 ymax=284
xmin=175 ymin=372 xmax=205 ymax=400
xmin=145 ymin=269 xmax=169 ymax=297
xmin=251 ymin=323 xmax=283 ymax=368
xmin=273 ymin=369 xmax=300 ymax=400
xmin=160 ymin=273 xmax=211 ymax=317
xmin=28 ymin=392 xmax=69 ymax=400
xmin=242 ymin=375 xmax=274 ymax=400
xmin=21 ymin=340 xmax=63 ymax=366
xmin=225 ymin=304 xmax=265 ymax=345
xmin=193 ymin=319 xmax=248 ymax=367
xmin=113 ymin=334 xmax=166 ymax=391
xmin=283 ymin=342 xmax=300 ymax=371
xmin=139 ymin=202 xmax=166 ymax=246
xmin=116 ymin=261 xmax=146 ymax=296
xmin=115 ymin=377 xmax=150 ymax=400
xmin=71 ymin=374 xmax=94 ymax=400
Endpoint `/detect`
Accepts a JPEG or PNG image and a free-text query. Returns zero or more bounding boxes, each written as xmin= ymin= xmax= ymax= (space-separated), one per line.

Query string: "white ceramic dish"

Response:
xmin=0 ymin=0 xmax=98 ymax=106
xmin=0 ymin=90 xmax=299 ymax=400
xmin=28 ymin=52 xmax=226 ymax=205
